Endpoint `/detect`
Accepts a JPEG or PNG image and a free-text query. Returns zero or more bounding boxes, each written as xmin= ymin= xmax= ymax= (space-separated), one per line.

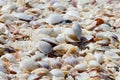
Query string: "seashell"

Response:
xmin=12 ymin=12 xmax=33 ymax=21
xmin=41 ymin=37 xmax=58 ymax=45
xmin=16 ymin=73 xmax=29 ymax=80
xmin=94 ymin=53 xmax=103 ymax=63
xmin=31 ymin=52 xmax=45 ymax=61
xmin=0 ymin=65 xmax=7 ymax=73
xmin=52 ymin=76 xmax=65 ymax=80
xmin=85 ymin=53 xmax=96 ymax=63
xmin=0 ymin=0 xmax=7 ymax=6
xmin=95 ymin=23 xmax=111 ymax=31
xmin=31 ymin=68 xmax=49 ymax=76
xmin=9 ymin=64 xmax=21 ymax=73
xmin=0 ymin=36 xmax=6 ymax=44
xmin=46 ymin=13 xmax=64 ymax=24
xmin=53 ymin=43 xmax=79 ymax=55
xmin=34 ymin=28 xmax=53 ymax=35
xmin=56 ymin=33 xmax=66 ymax=43
xmin=52 ymin=2 xmax=66 ymax=10
xmin=84 ymin=34 xmax=93 ymax=42
xmin=37 ymin=61 xmax=50 ymax=70
xmin=105 ymin=51 xmax=120 ymax=59
xmin=96 ymin=39 xmax=110 ymax=45
xmin=35 ymin=41 xmax=52 ymax=54
xmin=75 ymin=72 xmax=90 ymax=80
xmin=88 ymin=60 xmax=100 ymax=68
xmin=74 ymin=63 xmax=87 ymax=72
xmin=72 ymin=22 xmax=82 ymax=40
xmin=16 ymin=7 xmax=27 ymax=12
xmin=50 ymin=59 xmax=62 ymax=69
xmin=0 ymin=71 xmax=8 ymax=80
xmin=1 ymin=54 xmax=16 ymax=63
xmin=0 ymin=14 xmax=16 ymax=22
xmin=19 ymin=58 xmax=39 ymax=72
xmin=90 ymin=76 xmax=101 ymax=80
xmin=66 ymin=10 xmax=79 ymax=17
xmin=64 ymin=57 xmax=78 ymax=66
xmin=50 ymin=69 xmax=64 ymax=77
xmin=27 ymin=74 xmax=40 ymax=80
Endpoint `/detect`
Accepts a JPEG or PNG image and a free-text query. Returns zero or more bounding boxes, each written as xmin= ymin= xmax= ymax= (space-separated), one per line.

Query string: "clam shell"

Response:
xmin=50 ymin=69 xmax=65 ymax=77
xmin=94 ymin=53 xmax=103 ymax=63
xmin=64 ymin=57 xmax=78 ymax=66
xmin=27 ymin=74 xmax=40 ymax=80
xmin=1 ymin=54 xmax=16 ymax=63
xmin=74 ymin=63 xmax=87 ymax=71
xmin=12 ymin=12 xmax=33 ymax=21
xmin=35 ymin=41 xmax=52 ymax=54
xmin=31 ymin=68 xmax=49 ymax=76
xmin=41 ymin=37 xmax=57 ymax=45
xmin=72 ymin=22 xmax=82 ymax=40
xmin=37 ymin=61 xmax=50 ymax=69
xmin=19 ymin=58 xmax=39 ymax=71
xmin=46 ymin=13 xmax=64 ymax=24
xmin=88 ymin=60 xmax=100 ymax=68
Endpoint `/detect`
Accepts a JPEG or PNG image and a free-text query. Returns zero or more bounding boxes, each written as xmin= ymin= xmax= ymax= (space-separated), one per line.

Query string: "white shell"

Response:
xmin=35 ymin=41 xmax=52 ymax=54
xmin=64 ymin=57 xmax=78 ymax=66
xmin=1 ymin=54 xmax=16 ymax=63
xmin=88 ymin=60 xmax=100 ymax=68
xmin=31 ymin=68 xmax=49 ymax=76
xmin=0 ymin=65 xmax=7 ymax=73
xmin=46 ymin=13 xmax=64 ymax=24
xmin=27 ymin=74 xmax=40 ymax=80
xmin=50 ymin=69 xmax=64 ymax=77
xmin=72 ymin=22 xmax=82 ymax=40
xmin=98 ymin=24 xmax=111 ymax=31
xmin=12 ymin=12 xmax=32 ymax=21
xmin=94 ymin=53 xmax=103 ymax=63
xmin=74 ymin=63 xmax=87 ymax=71
xmin=19 ymin=58 xmax=39 ymax=71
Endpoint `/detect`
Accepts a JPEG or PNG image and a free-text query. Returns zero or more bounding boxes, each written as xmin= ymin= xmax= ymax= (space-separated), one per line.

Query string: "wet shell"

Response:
xmin=50 ymin=69 xmax=65 ymax=77
xmin=31 ymin=68 xmax=49 ymax=76
xmin=35 ymin=41 xmax=52 ymax=54
xmin=46 ymin=13 xmax=64 ymax=24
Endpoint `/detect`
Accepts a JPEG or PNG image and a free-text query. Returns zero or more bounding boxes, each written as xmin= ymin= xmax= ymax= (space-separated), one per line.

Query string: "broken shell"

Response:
xmin=50 ymin=69 xmax=64 ymax=77
xmin=35 ymin=41 xmax=52 ymax=54
xmin=12 ymin=12 xmax=33 ymax=21
xmin=31 ymin=68 xmax=49 ymax=76
xmin=74 ymin=63 xmax=87 ymax=72
xmin=19 ymin=58 xmax=39 ymax=72
xmin=72 ymin=22 xmax=82 ymax=40
xmin=46 ymin=13 xmax=64 ymax=24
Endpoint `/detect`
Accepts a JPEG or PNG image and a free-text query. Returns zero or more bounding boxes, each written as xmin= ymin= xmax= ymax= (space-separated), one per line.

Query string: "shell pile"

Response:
xmin=0 ymin=0 xmax=120 ymax=80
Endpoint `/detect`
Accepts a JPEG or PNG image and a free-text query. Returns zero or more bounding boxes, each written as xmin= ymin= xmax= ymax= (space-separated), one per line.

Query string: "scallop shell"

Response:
xmin=50 ymin=69 xmax=65 ymax=77
xmin=35 ymin=41 xmax=52 ymax=54
xmin=46 ymin=13 xmax=64 ymax=24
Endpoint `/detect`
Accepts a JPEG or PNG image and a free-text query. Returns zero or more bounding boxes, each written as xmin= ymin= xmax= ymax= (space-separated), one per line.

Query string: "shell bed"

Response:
xmin=0 ymin=0 xmax=120 ymax=80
